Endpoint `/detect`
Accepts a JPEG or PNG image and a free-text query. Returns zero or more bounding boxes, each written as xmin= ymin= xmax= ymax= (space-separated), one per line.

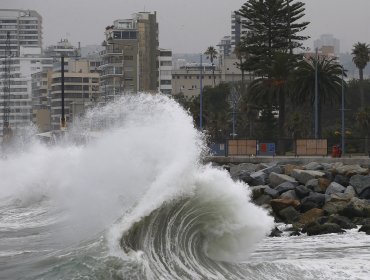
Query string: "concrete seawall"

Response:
xmin=208 ymin=156 xmax=370 ymax=166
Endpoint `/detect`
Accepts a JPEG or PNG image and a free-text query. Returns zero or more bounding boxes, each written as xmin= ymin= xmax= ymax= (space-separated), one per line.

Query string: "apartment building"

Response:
xmin=0 ymin=9 xmax=44 ymax=138
xmin=171 ymin=64 xmax=221 ymax=98
xmin=231 ymin=12 xmax=248 ymax=51
xmin=43 ymin=38 xmax=80 ymax=61
xmin=99 ymin=12 xmax=158 ymax=98
xmin=158 ymin=49 xmax=172 ymax=95
xmin=50 ymin=58 xmax=99 ymax=130
xmin=0 ymin=9 xmax=42 ymax=58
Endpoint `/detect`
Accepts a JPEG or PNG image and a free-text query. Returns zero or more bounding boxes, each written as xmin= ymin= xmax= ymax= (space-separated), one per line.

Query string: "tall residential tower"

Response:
xmin=100 ymin=12 xmax=158 ymax=99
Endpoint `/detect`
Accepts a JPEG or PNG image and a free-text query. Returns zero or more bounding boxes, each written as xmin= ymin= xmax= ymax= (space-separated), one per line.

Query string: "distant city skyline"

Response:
xmin=2 ymin=0 xmax=370 ymax=54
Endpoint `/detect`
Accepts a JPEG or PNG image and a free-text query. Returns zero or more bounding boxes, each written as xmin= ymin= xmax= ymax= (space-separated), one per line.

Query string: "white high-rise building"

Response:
xmin=158 ymin=49 xmax=172 ymax=95
xmin=0 ymin=9 xmax=46 ymax=138
xmin=231 ymin=12 xmax=248 ymax=52
xmin=0 ymin=9 xmax=42 ymax=57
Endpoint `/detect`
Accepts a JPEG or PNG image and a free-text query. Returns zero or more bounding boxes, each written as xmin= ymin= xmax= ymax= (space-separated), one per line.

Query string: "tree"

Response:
xmin=290 ymin=56 xmax=345 ymax=138
xmin=355 ymin=106 xmax=370 ymax=154
xmin=204 ymin=46 xmax=218 ymax=87
xmin=234 ymin=42 xmax=248 ymax=84
xmin=237 ymin=0 xmax=309 ymax=75
xmin=352 ymin=42 xmax=370 ymax=107
xmin=237 ymin=0 xmax=309 ymax=153
xmin=185 ymin=83 xmax=231 ymax=141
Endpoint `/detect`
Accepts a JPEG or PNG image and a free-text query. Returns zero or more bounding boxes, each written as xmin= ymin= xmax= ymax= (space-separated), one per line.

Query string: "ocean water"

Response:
xmin=0 ymin=94 xmax=369 ymax=280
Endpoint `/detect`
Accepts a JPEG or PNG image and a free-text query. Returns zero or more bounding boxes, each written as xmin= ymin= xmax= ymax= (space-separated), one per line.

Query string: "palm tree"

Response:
xmin=204 ymin=46 xmax=218 ymax=87
xmin=290 ymin=56 xmax=345 ymax=138
xmin=248 ymin=52 xmax=295 ymax=154
xmin=352 ymin=42 xmax=370 ymax=107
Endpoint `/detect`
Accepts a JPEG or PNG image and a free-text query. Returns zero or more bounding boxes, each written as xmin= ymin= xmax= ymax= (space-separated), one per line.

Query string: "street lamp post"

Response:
xmin=341 ymin=66 xmax=345 ymax=155
xmin=199 ymin=54 xmax=203 ymax=130
xmin=314 ymin=47 xmax=318 ymax=139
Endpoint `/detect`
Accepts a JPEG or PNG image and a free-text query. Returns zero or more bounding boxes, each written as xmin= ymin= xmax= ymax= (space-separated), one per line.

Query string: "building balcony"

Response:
xmin=99 ymin=49 xmax=123 ymax=56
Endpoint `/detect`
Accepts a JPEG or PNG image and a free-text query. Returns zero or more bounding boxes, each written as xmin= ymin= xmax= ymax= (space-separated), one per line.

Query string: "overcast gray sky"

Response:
xmin=2 ymin=0 xmax=370 ymax=54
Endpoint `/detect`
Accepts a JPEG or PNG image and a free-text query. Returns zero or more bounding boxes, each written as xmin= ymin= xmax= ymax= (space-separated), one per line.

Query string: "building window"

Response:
xmin=124 ymin=55 xmax=134 ymax=60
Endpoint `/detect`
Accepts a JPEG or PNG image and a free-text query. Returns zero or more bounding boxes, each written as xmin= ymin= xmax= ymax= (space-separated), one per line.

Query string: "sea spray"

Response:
xmin=0 ymin=93 xmax=274 ymax=279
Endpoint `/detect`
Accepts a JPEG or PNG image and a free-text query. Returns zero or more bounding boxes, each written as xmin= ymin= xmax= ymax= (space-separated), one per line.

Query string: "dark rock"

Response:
xmin=254 ymin=194 xmax=272 ymax=206
xmin=323 ymin=200 xmax=348 ymax=215
xmin=269 ymin=226 xmax=283 ymax=237
xmin=339 ymin=197 xmax=370 ymax=218
xmin=349 ymin=175 xmax=370 ymax=195
xmin=269 ymin=172 xmax=298 ymax=188
xmin=250 ymin=170 xmax=267 ymax=186
xmin=301 ymin=193 xmax=328 ymax=212
xmin=334 ymin=174 xmax=350 ymax=187
xmin=280 ymin=190 xmax=298 ymax=200
xmin=250 ymin=185 xmax=268 ymax=200
xmin=295 ymin=185 xmax=311 ymax=199
xmin=325 ymin=182 xmax=346 ymax=196
xmin=359 ymin=187 xmax=370 ymax=199
xmin=264 ymin=186 xmax=279 ymax=198
xmin=262 ymin=164 xmax=283 ymax=175
xmin=359 ymin=224 xmax=370 ymax=234
xmin=306 ymin=179 xmax=320 ymax=192
xmin=230 ymin=163 xmax=257 ymax=178
xmin=291 ymin=169 xmax=325 ymax=185
xmin=327 ymin=215 xmax=356 ymax=229
xmin=289 ymin=230 xmax=301 ymax=236
xmin=279 ymin=206 xmax=300 ymax=223
xmin=305 ymin=223 xmax=345 ymax=236
xmin=275 ymin=182 xmax=296 ymax=194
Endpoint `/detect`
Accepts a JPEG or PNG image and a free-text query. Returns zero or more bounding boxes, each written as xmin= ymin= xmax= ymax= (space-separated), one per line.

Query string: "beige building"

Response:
xmin=171 ymin=64 xmax=222 ymax=98
xmin=50 ymin=58 xmax=99 ymax=130
xmin=100 ymin=12 xmax=158 ymax=97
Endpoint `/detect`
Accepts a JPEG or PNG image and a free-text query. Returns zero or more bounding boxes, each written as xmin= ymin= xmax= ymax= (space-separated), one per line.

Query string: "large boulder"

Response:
xmin=305 ymin=223 xmax=345 ymax=236
xmin=301 ymin=193 xmax=328 ymax=212
xmin=334 ymin=164 xmax=368 ymax=176
xmin=250 ymin=185 xmax=268 ymax=200
xmin=305 ymin=178 xmax=330 ymax=193
xmin=334 ymin=174 xmax=350 ymax=187
xmin=280 ymin=190 xmax=298 ymax=200
xmin=291 ymin=169 xmax=325 ymax=185
xmin=264 ymin=186 xmax=279 ymax=198
xmin=304 ymin=162 xmax=324 ymax=171
xmin=349 ymin=175 xmax=370 ymax=196
xmin=298 ymin=208 xmax=325 ymax=225
xmin=275 ymin=182 xmax=296 ymax=194
xmin=283 ymin=164 xmax=304 ymax=176
xmin=325 ymin=182 xmax=346 ymax=196
xmin=270 ymin=198 xmax=300 ymax=213
xmin=359 ymin=187 xmax=370 ymax=199
xmin=279 ymin=206 xmax=300 ymax=223
xmin=269 ymin=172 xmax=298 ymax=188
xmin=326 ymin=215 xmax=356 ymax=229
xmin=339 ymin=197 xmax=370 ymax=218
xmin=323 ymin=200 xmax=348 ymax=215
xmin=250 ymin=170 xmax=267 ymax=186
xmin=230 ymin=163 xmax=257 ymax=182
xmin=254 ymin=194 xmax=272 ymax=206
xmin=295 ymin=185 xmax=311 ymax=199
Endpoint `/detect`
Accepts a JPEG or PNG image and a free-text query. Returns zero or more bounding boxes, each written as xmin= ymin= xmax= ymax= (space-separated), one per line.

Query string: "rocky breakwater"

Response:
xmin=228 ymin=161 xmax=370 ymax=236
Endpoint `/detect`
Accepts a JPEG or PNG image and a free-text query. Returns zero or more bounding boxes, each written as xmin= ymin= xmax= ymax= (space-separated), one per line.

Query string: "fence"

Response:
xmin=209 ymin=137 xmax=370 ymax=157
